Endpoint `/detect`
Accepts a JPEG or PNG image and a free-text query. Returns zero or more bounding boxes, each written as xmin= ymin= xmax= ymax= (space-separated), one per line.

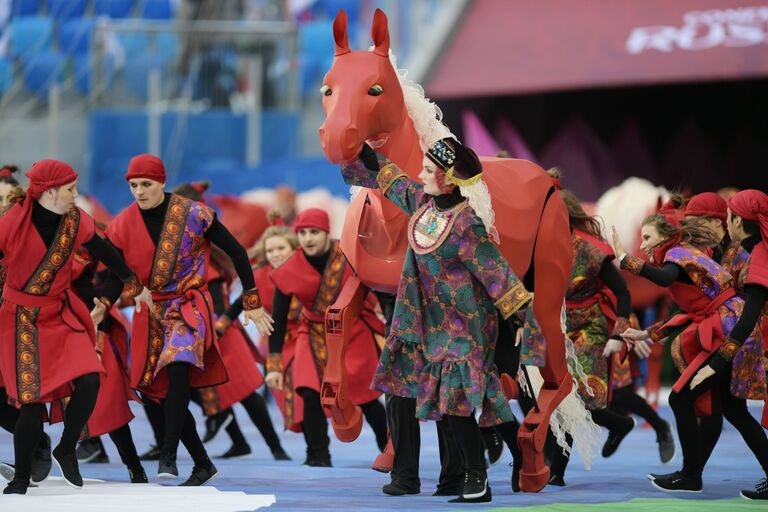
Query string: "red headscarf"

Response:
xmin=26 ymin=159 xmax=79 ymax=200
xmin=124 ymin=154 xmax=166 ymax=183
xmin=728 ymin=189 xmax=768 ymax=243
xmin=293 ymin=208 xmax=330 ymax=233
xmin=652 ymin=199 xmax=683 ymax=264
xmin=685 ymin=192 xmax=727 ymax=229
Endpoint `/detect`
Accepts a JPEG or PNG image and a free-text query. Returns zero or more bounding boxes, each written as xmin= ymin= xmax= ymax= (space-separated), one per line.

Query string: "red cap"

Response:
xmin=685 ymin=192 xmax=727 ymax=227
xmin=26 ymin=160 xmax=79 ymax=200
xmin=125 ymin=154 xmax=166 ymax=183
xmin=728 ymin=189 xmax=768 ymax=243
xmin=293 ymin=208 xmax=330 ymax=233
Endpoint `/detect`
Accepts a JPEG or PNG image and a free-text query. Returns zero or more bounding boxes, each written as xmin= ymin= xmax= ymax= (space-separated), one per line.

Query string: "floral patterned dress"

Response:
xmin=342 ymin=155 xmax=530 ymax=426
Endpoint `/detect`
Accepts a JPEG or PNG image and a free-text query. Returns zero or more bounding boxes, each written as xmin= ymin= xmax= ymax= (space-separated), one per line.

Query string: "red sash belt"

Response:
xmin=3 ymin=286 xmax=87 ymax=333
xmin=151 ymin=285 xmax=213 ymax=346
xmin=671 ymin=287 xmax=736 ymax=393
xmin=302 ymin=307 xmax=324 ymax=324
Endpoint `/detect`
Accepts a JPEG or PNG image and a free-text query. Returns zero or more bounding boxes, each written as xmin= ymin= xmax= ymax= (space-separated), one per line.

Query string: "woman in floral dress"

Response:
xmin=342 ymin=138 xmax=531 ymax=503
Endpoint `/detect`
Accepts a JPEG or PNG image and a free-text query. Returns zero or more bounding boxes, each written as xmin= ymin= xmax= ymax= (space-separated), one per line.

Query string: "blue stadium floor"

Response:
xmin=0 ymin=398 xmax=766 ymax=511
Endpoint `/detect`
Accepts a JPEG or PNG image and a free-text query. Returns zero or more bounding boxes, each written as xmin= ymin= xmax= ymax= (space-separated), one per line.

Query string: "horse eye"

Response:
xmin=368 ymin=84 xmax=383 ymax=96
xmin=320 ymin=85 xmax=332 ymax=96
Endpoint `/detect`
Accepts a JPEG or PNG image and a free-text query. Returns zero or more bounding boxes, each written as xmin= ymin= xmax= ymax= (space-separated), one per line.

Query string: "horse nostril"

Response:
xmin=343 ymin=127 xmax=360 ymax=150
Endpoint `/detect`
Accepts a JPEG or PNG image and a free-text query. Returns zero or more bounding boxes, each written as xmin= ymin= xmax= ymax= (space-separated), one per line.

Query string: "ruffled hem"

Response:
xmin=371 ymin=336 xmax=423 ymax=399
xmin=414 ymin=358 xmax=513 ymax=427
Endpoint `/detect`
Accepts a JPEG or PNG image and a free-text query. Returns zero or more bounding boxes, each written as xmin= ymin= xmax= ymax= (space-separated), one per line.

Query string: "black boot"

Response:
xmin=3 ymin=477 xmax=29 ymax=495
xmin=202 ymin=411 xmax=233 ymax=443
xmin=128 ymin=465 xmax=148 ymax=484
xmin=52 ymin=446 xmax=83 ymax=488
xmin=602 ymin=416 xmax=635 ymax=457
xmin=480 ymin=428 xmax=504 ymax=465
xmin=76 ymin=437 xmax=109 ymax=463
xmin=139 ymin=445 xmax=161 ymax=461
xmin=216 ymin=444 xmax=251 ymax=460
xmin=271 ymin=447 xmax=291 ymax=461
xmin=449 ymin=469 xmax=491 ymax=503
xmin=179 ymin=460 xmax=218 ymax=486
xmin=157 ymin=452 xmax=178 ymax=479
xmin=656 ymin=421 xmax=676 ymax=465
xmin=307 ymin=452 xmax=332 ymax=467
xmin=31 ymin=432 xmax=52 ymax=485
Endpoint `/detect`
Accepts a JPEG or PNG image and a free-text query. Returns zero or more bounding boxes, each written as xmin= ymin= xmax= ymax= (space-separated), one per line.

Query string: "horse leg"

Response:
xmin=322 ymin=275 xmax=365 ymax=442
xmin=518 ymin=193 xmax=573 ymax=493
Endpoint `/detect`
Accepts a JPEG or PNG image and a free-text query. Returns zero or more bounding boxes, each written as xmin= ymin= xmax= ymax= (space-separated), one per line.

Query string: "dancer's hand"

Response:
xmin=611 ymin=226 xmax=626 ymax=260
xmin=243 ymin=307 xmax=274 ymax=335
xmin=265 ymin=371 xmax=283 ymax=391
xmin=515 ymin=326 xmax=524 ymax=347
xmin=602 ymin=339 xmax=624 ymax=357
xmin=90 ymin=298 xmax=107 ymax=327
xmin=134 ymin=287 xmax=154 ymax=314
xmin=690 ymin=365 xmax=715 ymax=389
xmin=633 ymin=338 xmax=653 ymax=359
xmin=621 ymin=328 xmax=648 ymax=342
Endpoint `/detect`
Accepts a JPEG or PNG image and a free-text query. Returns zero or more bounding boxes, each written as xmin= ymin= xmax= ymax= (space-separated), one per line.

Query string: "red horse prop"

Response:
xmin=318 ymin=9 xmax=574 ymax=492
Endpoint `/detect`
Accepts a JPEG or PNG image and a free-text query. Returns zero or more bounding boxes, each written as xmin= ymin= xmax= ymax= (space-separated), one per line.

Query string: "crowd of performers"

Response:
xmin=0 ymin=133 xmax=765 ymax=504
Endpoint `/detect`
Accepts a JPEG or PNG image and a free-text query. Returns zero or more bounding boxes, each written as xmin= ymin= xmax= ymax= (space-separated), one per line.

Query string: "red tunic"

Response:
xmin=255 ymin=264 xmax=303 ymax=432
xmin=0 ymin=205 xmax=102 ymax=406
xmin=106 ymin=196 xmax=227 ymax=399
xmin=271 ymin=241 xmax=383 ymax=406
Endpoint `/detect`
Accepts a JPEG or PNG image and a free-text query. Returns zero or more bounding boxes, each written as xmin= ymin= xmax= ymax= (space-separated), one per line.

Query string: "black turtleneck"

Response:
xmin=433 ymin=187 xmax=465 ymax=211
xmin=24 ymin=201 xmax=136 ymax=306
xmin=131 ymin=193 xmax=255 ymax=291
xmin=710 ymin=233 xmax=768 ymax=372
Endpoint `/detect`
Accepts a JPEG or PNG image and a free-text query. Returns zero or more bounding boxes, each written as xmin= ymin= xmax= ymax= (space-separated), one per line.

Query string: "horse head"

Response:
xmin=319 ymin=9 xmax=407 ymax=164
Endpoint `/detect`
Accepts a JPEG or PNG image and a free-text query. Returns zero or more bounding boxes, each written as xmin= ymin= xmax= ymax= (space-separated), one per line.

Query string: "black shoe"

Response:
xmin=52 ymin=446 xmax=83 ymax=489
xmin=481 ymin=428 xmax=504 ymax=465
xmin=3 ymin=478 xmax=29 ymax=495
xmin=741 ymin=478 xmax=768 ymax=500
xmin=179 ymin=462 xmax=218 ymax=486
xmin=216 ymin=444 xmax=251 ymax=460
xmin=157 ymin=452 xmax=178 ymax=479
xmin=383 ymin=480 xmax=420 ymax=496
xmin=202 ymin=411 xmax=233 ymax=443
xmin=656 ymin=422 xmax=676 ymax=465
xmin=511 ymin=457 xmax=522 ymax=492
xmin=602 ymin=416 xmax=636 ymax=458
xmin=128 ymin=465 xmax=148 ymax=484
xmin=449 ymin=470 xmax=492 ymax=503
xmin=139 ymin=445 xmax=161 ymax=461
xmin=432 ymin=487 xmax=460 ymax=496
xmin=651 ymin=472 xmax=702 ymax=493
xmin=648 ymin=470 xmax=679 ymax=481
xmin=31 ymin=432 xmax=52 ymax=484
xmin=271 ymin=447 xmax=291 ymax=461
xmin=548 ymin=473 xmax=566 ymax=487
xmin=76 ymin=437 xmax=109 ymax=464
xmin=306 ymin=454 xmax=332 ymax=467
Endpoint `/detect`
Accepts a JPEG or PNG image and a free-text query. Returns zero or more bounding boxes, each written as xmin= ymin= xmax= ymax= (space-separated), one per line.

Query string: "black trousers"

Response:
xmin=669 ymin=360 xmax=768 ymax=478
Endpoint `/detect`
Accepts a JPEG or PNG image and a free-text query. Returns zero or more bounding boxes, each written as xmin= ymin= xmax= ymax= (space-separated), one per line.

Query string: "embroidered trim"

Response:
xmin=98 ymin=296 xmax=113 ymax=311
xmin=612 ymin=317 xmax=630 ymax=338
xmin=376 ymin=164 xmax=406 ymax=195
xmin=123 ymin=275 xmax=142 ymax=298
xmin=647 ymin=322 xmax=666 ymax=343
xmin=620 ymin=254 xmax=645 ymax=275
xmin=718 ymin=337 xmax=740 ymax=362
xmin=95 ymin=331 xmax=106 ymax=355
xmin=148 ymin=195 xmax=191 ymax=290
xmin=15 ymin=307 xmax=41 ymax=404
xmin=266 ymin=353 xmax=283 ymax=373
xmin=242 ymin=289 xmax=263 ymax=311
xmin=494 ymin=282 xmax=532 ymax=319
xmin=199 ymin=386 xmax=221 ymax=416
xmin=408 ymin=201 xmax=470 ymax=255
xmin=139 ymin=304 xmax=167 ymax=388
xmin=25 ymin=208 xmax=80 ymax=295
xmin=307 ymin=241 xmax=346 ymax=375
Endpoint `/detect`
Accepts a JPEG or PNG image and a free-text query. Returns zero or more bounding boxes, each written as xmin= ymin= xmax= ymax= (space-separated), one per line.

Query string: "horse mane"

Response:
xmin=382 ymin=50 xmax=454 ymax=151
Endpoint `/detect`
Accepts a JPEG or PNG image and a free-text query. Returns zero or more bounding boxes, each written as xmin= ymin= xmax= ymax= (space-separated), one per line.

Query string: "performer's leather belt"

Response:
xmin=2 ymin=286 xmax=87 ymax=332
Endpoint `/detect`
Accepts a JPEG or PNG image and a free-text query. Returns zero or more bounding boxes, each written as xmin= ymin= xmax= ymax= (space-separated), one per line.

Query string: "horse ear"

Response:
xmin=333 ymin=9 xmax=351 ymax=56
xmin=371 ymin=8 xmax=390 ymax=57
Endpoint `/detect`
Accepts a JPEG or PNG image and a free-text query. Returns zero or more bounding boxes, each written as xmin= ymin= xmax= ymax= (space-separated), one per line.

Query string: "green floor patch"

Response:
xmin=471 ymin=497 xmax=764 ymax=512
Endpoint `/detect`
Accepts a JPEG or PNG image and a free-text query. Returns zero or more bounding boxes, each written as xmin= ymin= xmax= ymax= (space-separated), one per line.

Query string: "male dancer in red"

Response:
xmin=106 ymin=154 xmax=273 ymax=486
xmin=264 ymin=208 xmax=388 ymax=466
xmin=0 ymin=160 xmax=151 ymax=494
